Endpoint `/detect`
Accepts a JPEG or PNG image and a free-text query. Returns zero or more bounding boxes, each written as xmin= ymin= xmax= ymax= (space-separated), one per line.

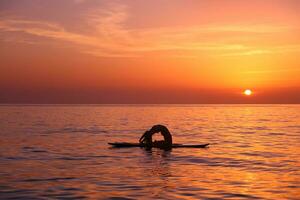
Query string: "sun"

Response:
xmin=244 ymin=89 xmax=252 ymax=96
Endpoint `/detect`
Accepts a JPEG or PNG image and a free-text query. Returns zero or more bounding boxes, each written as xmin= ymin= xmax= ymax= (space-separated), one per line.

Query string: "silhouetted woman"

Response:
xmin=139 ymin=125 xmax=172 ymax=150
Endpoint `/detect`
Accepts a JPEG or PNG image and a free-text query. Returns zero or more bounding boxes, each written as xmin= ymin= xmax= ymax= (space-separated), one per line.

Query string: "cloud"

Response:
xmin=241 ymin=68 xmax=300 ymax=75
xmin=221 ymin=45 xmax=300 ymax=56
xmin=73 ymin=0 xmax=88 ymax=4
xmin=0 ymin=3 xmax=299 ymax=57
xmin=221 ymin=49 xmax=272 ymax=56
xmin=0 ymin=8 xmax=129 ymax=57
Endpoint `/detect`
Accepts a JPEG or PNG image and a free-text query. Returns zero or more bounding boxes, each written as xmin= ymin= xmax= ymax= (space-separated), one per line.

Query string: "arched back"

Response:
xmin=144 ymin=125 xmax=173 ymax=149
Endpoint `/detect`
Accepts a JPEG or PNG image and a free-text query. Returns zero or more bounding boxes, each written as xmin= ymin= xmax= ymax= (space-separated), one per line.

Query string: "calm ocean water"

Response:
xmin=0 ymin=105 xmax=299 ymax=200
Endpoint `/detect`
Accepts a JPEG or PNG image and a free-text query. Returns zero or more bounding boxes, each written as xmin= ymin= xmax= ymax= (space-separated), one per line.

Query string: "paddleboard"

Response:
xmin=108 ymin=142 xmax=209 ymax=148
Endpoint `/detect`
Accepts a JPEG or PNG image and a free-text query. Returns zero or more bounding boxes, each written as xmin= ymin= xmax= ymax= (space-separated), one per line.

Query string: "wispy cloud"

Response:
xmin=242 ymin=68 xmax=300 ymax=74
xmin=221 ymin=45 xmax=300 ymax=56
xmin=0 ymin=3 xmax=299 ymax=57
xmin=73 ymin=0 xmax=87 ymax=4
xmin=221 ymin=50 xmax=272 ymax=56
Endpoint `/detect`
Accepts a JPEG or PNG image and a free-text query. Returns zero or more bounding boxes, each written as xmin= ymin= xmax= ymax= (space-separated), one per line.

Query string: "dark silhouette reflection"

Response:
xmin=137 ymin=148 xmax=174 ymax=199
xmin=141 ymin=148 xmax=172 ymax=177
xmin=139 ymin=124 xmax=173 ymax=150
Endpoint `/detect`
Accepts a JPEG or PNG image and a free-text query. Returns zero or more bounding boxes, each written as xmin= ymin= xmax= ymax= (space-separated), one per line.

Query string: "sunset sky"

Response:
xmin=0 ymin=0 xmax=299 ymax=103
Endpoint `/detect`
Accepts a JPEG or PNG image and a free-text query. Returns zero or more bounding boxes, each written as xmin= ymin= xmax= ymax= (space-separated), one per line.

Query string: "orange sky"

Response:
xmin=0 ymin=0 xmax=299 ymax=103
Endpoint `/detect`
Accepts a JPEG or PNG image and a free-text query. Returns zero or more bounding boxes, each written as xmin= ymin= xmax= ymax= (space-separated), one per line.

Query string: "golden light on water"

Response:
xmin=244 ymin=89 xmax=252 ymax=96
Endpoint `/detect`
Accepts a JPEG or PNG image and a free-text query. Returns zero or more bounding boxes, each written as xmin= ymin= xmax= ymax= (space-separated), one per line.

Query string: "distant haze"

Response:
xmin=0 ymin=0 xmax=299 ymax=103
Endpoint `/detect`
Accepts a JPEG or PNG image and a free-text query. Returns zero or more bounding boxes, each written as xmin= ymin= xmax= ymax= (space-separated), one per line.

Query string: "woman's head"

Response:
xmin=140 ymin=125 xmax=173 ymax=149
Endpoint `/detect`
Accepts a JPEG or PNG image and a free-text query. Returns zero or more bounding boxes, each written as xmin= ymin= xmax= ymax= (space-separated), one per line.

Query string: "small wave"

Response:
xmin=22 ymin=146 xmax=48 ymax=153
xmin=239 ymin=131 xmax=256 ymax=134
xmin=30 ymin=150 xmax=48 ymax=153
xmin=251 ymin=126 xmax=270 ymax=131
xmin=218 ymin=191 xmax=259 ymax=199
xmin=41 ymin=192 xmax=86 ymax=199
xmin=22 ymin=146 xmax=35 ymax=150
xmin=178 ymin=186 xmax=208 ymax=192
xmin=257 ymin=118 xmax=271 ymax=122
xmin=116 ymin=185 xmax=143 ymax=190
xmin=57 ymin=156 xmax=89 ymax=161
xmin=285 ymin=125 xmax=300 ymax=129
xmin=241 ymin=151 xmax=285 ymax=158
xmin=3 ymin=156 xmax=26 ymax=160
xmin=179 ymin=192 xmax=196 ymax=197
xmin=236 ymin=144 xmax=251 ymax=148
xmin=43 ymin=127 xmax=108 ymax=134
xmin=269 ymin=132 xmax=285 ymax=136
xmin=0 ymin=188 xmax=37 ymax=199
xmin=87 ymin=155 xmax=110 ymax=158
xmin=22 ymin=177 xmax=77 ymax=182
xmin=286 ymin=185 xmax=299 ymax=188
xmin=179 ymin=155 xmax=284 ymax=171
xmin=106 ymin=197 xmax=135 ymax=200
xmin=61 ymin=187 xmax=82 ymax=191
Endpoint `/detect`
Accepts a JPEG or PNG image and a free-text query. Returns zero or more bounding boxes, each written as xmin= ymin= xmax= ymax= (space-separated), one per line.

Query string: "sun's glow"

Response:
xmin=244 ymin=89 xmax=252 ymax=96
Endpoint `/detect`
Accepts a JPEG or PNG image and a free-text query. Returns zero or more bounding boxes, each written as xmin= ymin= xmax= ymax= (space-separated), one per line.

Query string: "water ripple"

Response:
xmin=0 ymin=105 xmax=299 ymax=200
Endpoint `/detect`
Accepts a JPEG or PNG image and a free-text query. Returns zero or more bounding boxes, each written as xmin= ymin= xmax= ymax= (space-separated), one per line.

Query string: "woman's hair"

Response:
xmin=140 ymin=125 xmax=172 ymax=149
xmin=139 ymin=130 xmax=153 ymax=146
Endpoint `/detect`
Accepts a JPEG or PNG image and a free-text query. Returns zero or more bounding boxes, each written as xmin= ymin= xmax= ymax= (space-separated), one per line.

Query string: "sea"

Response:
xmin=0 ymin=105 xmax=299 ymax=200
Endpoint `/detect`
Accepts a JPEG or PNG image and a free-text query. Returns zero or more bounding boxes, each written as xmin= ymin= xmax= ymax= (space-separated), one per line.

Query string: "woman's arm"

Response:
xmin=139 ymin=130 xmax=152 ymax=145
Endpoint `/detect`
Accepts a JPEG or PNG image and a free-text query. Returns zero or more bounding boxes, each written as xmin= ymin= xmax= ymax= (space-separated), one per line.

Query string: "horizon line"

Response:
xmin=1 ymin=103 xmax=299 ymax=106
